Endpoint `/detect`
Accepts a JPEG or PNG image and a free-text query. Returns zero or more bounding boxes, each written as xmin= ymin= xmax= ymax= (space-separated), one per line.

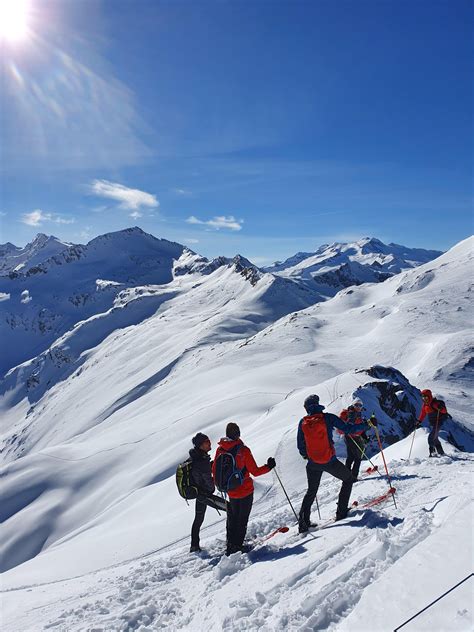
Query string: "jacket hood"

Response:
xmin=421 ymin=389 xmax=433 ymax=402
xmin=217 ymin=437 xmax=243 ymax=451
xmin=304 ymin=404 xmax=325 ymax=416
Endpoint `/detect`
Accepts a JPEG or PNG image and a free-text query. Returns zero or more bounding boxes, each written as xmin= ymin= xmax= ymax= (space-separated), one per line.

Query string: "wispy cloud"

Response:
xmin=89 ymin=180 xmax=159 ymax=218
xmin=21 ymin=209 xmax=75 ymax=226
xmin=172 ymin=188 xmax=193 ymax=197
xmin=184 ymin=238 xmax=200 ymax=244
xmin=186 ymin=215 xmax=243 ymax=231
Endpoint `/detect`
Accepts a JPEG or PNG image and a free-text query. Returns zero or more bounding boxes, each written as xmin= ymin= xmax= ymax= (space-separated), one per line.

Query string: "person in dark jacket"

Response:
xmin=189 ymin=432 xmax=227 ymax=553
xmin=297 ymin=394 xmax=373 ymax=532
xmin=416 ymin=389 xmax=448 ymax=456
xmin=338 ymin=398 xmax=370 ymax=480
xmin=212 ymin=422 xmax=275 ymax=556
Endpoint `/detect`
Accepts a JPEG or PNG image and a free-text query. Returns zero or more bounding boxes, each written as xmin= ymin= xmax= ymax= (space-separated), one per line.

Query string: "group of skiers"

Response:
xmin=181 ymin=389 xmax=450 ymax=554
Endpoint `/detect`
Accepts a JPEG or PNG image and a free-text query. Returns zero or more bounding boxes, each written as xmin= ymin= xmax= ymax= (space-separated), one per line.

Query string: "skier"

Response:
xmin=297 ymin=394 xmax=373 ymax=532
xmin=416 ymin=389 xmax=449 ymax=456
xmin=338 ymin=398 xmax=371 ymax=480
xmin=188 ymin=432 xmax=227 ymax=553
xmin=212 ymin=422 xmax=275 ymax=555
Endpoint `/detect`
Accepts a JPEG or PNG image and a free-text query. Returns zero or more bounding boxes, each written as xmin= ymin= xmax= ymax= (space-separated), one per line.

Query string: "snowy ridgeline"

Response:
xmin=0 ymin=230 xmax=473 ymax=631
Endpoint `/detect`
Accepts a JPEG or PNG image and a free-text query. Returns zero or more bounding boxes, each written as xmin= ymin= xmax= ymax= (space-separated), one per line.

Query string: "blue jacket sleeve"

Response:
xmin=327 ymin=413 xmax=369 ymax=435
xmin=297 ymin=419 xmax=307 ymax=458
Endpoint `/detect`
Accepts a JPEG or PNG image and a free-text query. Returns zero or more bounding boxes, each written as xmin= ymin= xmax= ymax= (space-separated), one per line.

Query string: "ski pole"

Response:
xmin=273 ymin=468 xmax=299 ymax=523
xmin=408 ymin=425 xmax=417 ymax=460
xmin=274 ymin=468 xmax=318 ymax=541
xmin=370 ymin=416 xmax=397 ymax=509
xmin=348 ymin=435 xmax=378 ymax=470
xmin=315 ymin=494 xmax=321 ymax=521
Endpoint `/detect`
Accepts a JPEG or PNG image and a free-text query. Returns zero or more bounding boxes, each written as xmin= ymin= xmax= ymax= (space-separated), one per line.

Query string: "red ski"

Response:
xmin=352 ymin=487 xmax=396 ymax=509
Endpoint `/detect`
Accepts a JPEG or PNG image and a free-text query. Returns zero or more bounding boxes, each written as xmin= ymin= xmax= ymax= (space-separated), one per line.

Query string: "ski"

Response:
xmin=352 ymin=486 xmax=396 ymax=509
xmin=251 ymin=526 xmax=289 ymax=548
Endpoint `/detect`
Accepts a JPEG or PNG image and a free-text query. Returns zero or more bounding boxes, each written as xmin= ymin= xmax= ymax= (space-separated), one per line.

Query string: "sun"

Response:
xmin=0 ymin=0 xmax=31 ymax=43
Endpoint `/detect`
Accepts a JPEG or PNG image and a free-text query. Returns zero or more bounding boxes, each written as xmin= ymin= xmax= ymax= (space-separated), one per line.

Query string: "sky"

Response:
xmin=0 ymin=0 xmax=472 ymax=265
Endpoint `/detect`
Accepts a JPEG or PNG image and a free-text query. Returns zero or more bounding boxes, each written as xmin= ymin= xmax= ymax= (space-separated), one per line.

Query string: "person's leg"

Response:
xmin=299 ymin=462 xmax=323 ymax=532
xmin=350 ymin=437 xmax=364 ymax=479
xmin=191 ymin=497 xmax=207 ymax=550
xmin=234 ymin=493 xmax=254 ymax=549
xmin=226 ymin=497 xmax=237 ymax=555
xmin=345 ymin=436 xmax=354 ymax=471
xmin=428 ymin=427 xmax=437 ymax=455
xmin=323 ymin=459 xmax=355 ymax=519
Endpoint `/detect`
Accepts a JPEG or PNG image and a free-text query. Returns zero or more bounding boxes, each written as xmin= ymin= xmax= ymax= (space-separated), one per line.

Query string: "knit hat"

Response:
xmin=226 ymin=422 xmax=240 ymax=440
xmin=192 ymin=432 xmax=210 ymax=448
xmin=304 ymin=394 xmax=320 ymax=414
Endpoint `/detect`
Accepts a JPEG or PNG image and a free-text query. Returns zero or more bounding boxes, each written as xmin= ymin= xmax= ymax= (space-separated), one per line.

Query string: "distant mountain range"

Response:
xmin=0 ymin=228 xmax=443 ymax=376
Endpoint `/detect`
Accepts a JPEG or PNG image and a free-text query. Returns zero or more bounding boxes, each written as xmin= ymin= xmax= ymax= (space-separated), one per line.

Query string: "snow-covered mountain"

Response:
xmin=0 ymin=231 xmax=472 ymax=631
xmin=0 ymin=233 xmax=73 ymax=276
xmin=265 ymin=237 xmax=443 ymax=297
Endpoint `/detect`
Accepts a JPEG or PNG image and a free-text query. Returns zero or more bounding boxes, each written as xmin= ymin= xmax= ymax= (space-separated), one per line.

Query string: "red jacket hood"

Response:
xmin=217 ymin=437 xmax=243 ymax=451
xmin=421 ymin=389 xmax=433 ymax=402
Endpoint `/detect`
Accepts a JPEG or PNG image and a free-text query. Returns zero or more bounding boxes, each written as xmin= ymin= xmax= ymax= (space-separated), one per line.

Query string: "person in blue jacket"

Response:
xmin=297 ymin=394 xmax=374 ymax=532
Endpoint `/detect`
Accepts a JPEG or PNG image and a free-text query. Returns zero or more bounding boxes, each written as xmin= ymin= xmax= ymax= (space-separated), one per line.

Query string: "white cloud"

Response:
xmin=89 ymin=180 xmax=159 ymax=214
xmin=184 ymin=238 xmax=200 ymax=244
xmin=21 ymin=209 xmax=75 ymax=226
xmin=21 ymin=290 xmax=32 ymax=304
xmin=172 ymin=188 xmax=192 ymax=197
xmin=186 ymin=215 xmax=243 ymax=231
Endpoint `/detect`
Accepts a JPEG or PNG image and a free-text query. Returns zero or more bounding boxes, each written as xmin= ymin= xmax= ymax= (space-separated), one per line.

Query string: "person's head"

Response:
xmin=192 ymin=432 xmax=211 ymax=452
xmin=225 ymin=422 xmax=240 ymax=440
xmin=352 ymin=398 xmax=363 ymax=411
xmin=304 ymin=394 xmax=320 ymax=415
xmin=421 ymin=389 xmax=433 ymax=403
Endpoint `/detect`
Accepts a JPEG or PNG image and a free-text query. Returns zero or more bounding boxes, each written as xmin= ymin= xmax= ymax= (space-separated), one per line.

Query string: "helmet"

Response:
xmin=304 ymin=394 xmax=320 ymax=414
xmin=352 ymin=398 xmax=363 ymax=407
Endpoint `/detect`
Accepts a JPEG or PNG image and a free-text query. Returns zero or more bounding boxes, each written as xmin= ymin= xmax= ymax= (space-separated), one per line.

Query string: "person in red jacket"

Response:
xmin=213 ymin=422 xmax=275 ymax=555
xmin=338 ymin=398 xmax=370 ymax=480
xmin=416 ymin=389 xmax=448 ymax=456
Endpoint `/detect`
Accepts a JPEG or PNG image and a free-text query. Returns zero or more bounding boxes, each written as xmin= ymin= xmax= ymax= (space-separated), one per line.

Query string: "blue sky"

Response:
xmin=1 ymin=0 xmax=472 ymax=264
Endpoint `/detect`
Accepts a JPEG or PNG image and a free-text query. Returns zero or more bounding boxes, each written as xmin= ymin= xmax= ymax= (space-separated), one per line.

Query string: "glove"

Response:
xmin=267 ymin=457 xmax=276 ymax=470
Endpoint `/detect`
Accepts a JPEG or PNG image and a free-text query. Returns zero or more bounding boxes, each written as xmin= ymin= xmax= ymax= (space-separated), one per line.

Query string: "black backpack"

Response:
xmin=214 ymin=444 xmax=246 ymax=493
xmin=176 ymin=458 xmax=198 ymax=500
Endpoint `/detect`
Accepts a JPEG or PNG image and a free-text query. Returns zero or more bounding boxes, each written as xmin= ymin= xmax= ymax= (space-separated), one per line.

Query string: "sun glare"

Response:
xmin=0 ymin=0 xmax=31 ymax=43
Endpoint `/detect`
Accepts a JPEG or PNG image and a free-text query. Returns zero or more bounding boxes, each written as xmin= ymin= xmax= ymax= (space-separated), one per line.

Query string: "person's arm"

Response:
xmin=328 ymin=413 xmax=369 ymax=435
xmin=243 ymin=447 xmax=270 ymax=476
xmin=297 ymin=420 xmax=307 ymax=458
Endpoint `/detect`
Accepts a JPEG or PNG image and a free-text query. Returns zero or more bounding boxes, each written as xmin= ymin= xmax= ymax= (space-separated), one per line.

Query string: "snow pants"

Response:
xmin=345 ymin=435 xmax=366 ymax=479
xmin=428 ymin=424 xmax=444 ymax=455
xmin=226 ymin=493 xmax=253 ymax=555
xmin=191 ymin=494 xmax=227 ymax=548
xmin=299 ymin=459 xmax=355 ymax=528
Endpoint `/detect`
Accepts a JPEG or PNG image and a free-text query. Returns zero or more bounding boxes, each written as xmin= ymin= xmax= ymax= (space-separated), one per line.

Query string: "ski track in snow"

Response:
xmin=4 ymin=447 xmax=472 ymax=632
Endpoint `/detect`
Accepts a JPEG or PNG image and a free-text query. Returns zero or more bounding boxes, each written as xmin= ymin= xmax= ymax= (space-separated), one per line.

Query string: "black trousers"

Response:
xmin=345 ymin=435 xmax=366 ymax=479
xmin=299 ymin=459 xmax=355 ymax=527
xmin=191 ymin=494 xmax=227 ymax=548
xmin=428 ymin=425 xmax=444 ymax=454
xmin=226 ymin=493 xmax=253 ymax=554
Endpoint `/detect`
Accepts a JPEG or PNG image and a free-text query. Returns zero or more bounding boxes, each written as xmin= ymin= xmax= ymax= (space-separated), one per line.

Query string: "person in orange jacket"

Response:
xmin=416 ymin=389 xmax=449 ymax=456
xmin=212 ymin=422 xmax=275 ymax=555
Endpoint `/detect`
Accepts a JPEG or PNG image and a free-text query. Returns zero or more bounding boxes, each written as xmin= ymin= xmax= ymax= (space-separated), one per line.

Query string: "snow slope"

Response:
xmin=0 ymin=235 xmax=472 ymax=631
xmin=2 ymin=434 xmax=473 ymax=631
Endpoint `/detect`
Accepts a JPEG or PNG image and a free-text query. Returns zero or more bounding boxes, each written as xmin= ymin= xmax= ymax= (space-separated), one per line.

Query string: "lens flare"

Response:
xmin=0 ymin=0 xmax=31 ymax=43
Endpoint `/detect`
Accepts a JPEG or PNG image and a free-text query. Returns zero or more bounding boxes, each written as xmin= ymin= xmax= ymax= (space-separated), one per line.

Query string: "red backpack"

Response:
xmin=301 ymin=413 xmax=335 ymax=464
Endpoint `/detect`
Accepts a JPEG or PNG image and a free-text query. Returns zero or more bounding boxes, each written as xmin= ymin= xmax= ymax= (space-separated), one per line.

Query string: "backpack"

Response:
xmin=176 ymin=458 xmax=198 ymax=500
xmin=214 ymin=445 xmax=246 ymax=493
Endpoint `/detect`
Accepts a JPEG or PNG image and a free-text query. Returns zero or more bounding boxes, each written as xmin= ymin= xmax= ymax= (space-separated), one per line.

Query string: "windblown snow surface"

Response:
xmin=1 ymin=235 xmax=473 ymax=631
